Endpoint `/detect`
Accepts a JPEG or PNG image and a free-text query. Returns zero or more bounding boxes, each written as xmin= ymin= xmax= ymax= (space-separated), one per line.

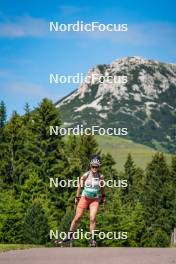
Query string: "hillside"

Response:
xmin=95 ymin=135 xmax=172 ymax=170
xmin=56 ymin=56 xmax=176 ymax=152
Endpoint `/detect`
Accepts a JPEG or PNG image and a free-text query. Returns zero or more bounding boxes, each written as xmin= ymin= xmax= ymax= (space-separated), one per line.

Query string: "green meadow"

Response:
xmin=95 ymin=135 xmax=172 ymax=171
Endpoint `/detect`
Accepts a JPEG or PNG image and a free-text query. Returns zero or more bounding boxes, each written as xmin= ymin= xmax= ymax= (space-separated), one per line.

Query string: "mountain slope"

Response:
xmin=56 ymin=56 xmax=176 ymax=152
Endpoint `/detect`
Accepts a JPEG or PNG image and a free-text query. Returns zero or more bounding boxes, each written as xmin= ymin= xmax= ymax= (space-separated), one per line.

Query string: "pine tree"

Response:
xmin=124 ymin=202 xmax=146 ymax=247
xmin=24 ymin=102 xmax=30 ymax=115
xmin=64 ymin=135 xmax=82 ymax=177
xmin=143 ymin=153 xmax=169 ymax=223
xmin=142 ymin=153 xmax=171 ymax=246
xmin=30 ymin=99 xmax=69 ymax=221
xmin=131 ymin=167 xmax=145 ymax=203
xmin=32 ymin=98 xmax=65 ymax=182
xmin=122 ymin=154 xmax=136 ymax=203
xmin=170 ymin=155 xmax=176 ymax=185
xmin=124 ymin=154 xmax=135 ymax=187
xmin=0 ymin=101 xmax=7 ymax=128
xmin=78 ymin=133 xmax=100 ymax=171
xmin=20 ymin=172 xmax=44 ymax=205
xmin=0 ymin=190 xmax=24 ymax=243
xmin=169 ymin=156 xmax=176 ymax=232
xmin=23 ymin=202 xmax=49 ymax=244
xmin=0 ymin=112 xmax=23 ymax=188
xmin=23 ymin=103 xmax=31 ymax=124
xmin=65 ymin=133 xmax=100 ymax=174
xmin=0 ymin=111 xmax=37 ymax=190
xmin=101 ymin=153 xmax=116 ymax=178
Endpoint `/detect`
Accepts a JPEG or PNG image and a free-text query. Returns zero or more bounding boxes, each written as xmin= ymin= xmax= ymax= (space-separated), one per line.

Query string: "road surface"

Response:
xmin=1 ymin=248 xmax=176 ymax=264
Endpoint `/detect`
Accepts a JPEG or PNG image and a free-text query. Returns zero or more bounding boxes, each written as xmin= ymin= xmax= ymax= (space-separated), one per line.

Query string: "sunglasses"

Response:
xmin=92 ymin=166 xmax=99 ymax=169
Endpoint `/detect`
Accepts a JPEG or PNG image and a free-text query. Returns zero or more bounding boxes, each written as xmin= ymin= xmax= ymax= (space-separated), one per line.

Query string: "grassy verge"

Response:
xmin=0 ymin=244 xmax=43 ymax=252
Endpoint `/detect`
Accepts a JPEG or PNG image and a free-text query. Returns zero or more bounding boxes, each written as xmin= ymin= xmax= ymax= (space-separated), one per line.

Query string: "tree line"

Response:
xmin=0 ymin=99 xmax=176 ymax=247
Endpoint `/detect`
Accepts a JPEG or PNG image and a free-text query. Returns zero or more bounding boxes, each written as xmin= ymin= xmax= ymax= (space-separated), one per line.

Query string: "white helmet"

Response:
xmin=90 ymin=158 xmax=101 ymax=167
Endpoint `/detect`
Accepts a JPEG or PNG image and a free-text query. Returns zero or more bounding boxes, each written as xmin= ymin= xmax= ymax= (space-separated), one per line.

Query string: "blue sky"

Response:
xmin=0 ymin=0 xmax=176 ymax=117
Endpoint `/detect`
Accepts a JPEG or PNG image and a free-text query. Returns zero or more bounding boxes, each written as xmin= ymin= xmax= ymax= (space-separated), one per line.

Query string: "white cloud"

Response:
xmin=0 ymin=13 xmax=175 ymax=49
xmin=3 ymin=81 xmax=51 ymax=99
xmin=0 ymin=15 xmax=48 ymax=37
xmin=83 ymin=22 xmax=176 ymax=46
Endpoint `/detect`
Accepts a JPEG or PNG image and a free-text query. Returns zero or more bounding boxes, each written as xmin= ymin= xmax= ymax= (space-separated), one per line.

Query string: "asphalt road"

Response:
xmin=1 ymin=248 xmax=176 ymax=264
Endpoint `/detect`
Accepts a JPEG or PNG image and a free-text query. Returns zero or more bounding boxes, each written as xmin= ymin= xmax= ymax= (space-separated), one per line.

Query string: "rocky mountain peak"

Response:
xmin=56 ymin=56 xmax=176 ymax=152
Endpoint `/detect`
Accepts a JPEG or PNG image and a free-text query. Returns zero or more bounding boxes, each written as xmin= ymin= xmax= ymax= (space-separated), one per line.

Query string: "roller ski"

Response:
xmin=54 ymin=232 xmax=74 ymax=247
xmin=89 ymin=239 xmax=97 ymax=247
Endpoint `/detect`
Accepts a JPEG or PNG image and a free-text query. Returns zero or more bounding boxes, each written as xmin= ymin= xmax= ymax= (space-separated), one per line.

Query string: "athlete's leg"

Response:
xmin=89 ymin=200 xmax=99 ymax=234
xmin=56 ymin=206 xmax=85 ymax=244
xmin=70 ymin=205 xmax=85 ymax=232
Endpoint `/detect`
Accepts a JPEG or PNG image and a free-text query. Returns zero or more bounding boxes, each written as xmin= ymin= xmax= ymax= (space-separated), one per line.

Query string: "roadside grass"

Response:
xmin=0 ymin=244 xmax=43 ymax=252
